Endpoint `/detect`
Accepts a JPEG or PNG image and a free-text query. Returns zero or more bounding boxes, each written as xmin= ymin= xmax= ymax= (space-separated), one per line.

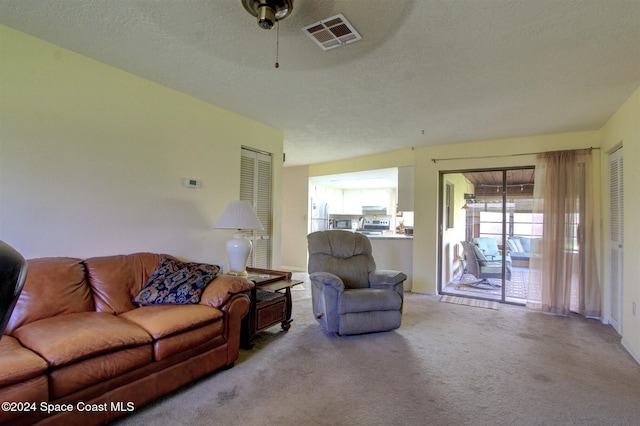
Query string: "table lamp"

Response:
xmin=214 ymin=200 xmax=264 ymax=276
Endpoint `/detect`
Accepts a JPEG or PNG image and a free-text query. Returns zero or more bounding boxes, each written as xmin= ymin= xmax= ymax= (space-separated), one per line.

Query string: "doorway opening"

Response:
xmin=438 ymin=168 xmax=537 ymax=304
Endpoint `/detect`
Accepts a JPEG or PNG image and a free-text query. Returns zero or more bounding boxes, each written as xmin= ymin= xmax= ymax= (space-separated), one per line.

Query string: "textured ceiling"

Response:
xmin=1 ymin=0 xmax=639 ymax=167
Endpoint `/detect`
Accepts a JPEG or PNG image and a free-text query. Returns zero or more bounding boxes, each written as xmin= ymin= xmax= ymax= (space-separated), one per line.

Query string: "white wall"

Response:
xmin=0 ymin=25 xmax=283 ymax=267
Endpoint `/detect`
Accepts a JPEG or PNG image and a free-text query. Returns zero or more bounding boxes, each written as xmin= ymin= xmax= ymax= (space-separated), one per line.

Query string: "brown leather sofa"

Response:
xmin=0 ymin=252 xmax=252 ymax=425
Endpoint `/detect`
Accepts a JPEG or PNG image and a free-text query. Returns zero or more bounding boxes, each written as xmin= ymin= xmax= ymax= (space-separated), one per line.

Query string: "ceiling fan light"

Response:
xmin=257 ymin=4 xmax=276 ymax=29
xmin=241 ymin=0 xmax=294 ymax=30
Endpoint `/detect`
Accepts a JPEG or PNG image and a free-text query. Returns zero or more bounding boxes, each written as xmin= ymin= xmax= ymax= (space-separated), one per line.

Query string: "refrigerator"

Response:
xmin=310 ymin=199 xmax=329 ymax=232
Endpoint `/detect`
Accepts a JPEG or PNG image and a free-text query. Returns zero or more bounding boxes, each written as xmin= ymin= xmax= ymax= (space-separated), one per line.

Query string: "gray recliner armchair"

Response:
xmin=307 ymin=230 xmax=406 ymax=335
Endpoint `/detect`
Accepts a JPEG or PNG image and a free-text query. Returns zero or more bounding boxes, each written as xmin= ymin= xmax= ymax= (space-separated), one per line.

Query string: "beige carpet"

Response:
xmin=113 ymin=284 xmax=640 ymax=426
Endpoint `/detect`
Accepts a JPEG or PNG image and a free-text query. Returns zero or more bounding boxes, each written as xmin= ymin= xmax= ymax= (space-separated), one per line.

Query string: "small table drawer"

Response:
xmin=256 ymin=290 xmax=286 ymax=330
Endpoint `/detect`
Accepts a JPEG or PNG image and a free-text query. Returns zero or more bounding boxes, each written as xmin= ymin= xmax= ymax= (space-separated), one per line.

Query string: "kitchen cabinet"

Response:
xmin=343 ymin=188 xmax=394 ymax=214
xmin=397 ymin=166 xmax=414 ymax=211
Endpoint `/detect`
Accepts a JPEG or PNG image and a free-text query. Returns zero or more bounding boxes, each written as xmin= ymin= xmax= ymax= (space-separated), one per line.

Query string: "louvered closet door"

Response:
xmin=241 ymin=147 xmax=272 ymax=269
xmin=609 ymin=146 xmax=623 ymax=333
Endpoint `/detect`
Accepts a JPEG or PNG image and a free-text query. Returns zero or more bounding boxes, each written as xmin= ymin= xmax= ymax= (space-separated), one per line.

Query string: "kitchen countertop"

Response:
xmin=359 ymin=233 xmax=413 ymax=240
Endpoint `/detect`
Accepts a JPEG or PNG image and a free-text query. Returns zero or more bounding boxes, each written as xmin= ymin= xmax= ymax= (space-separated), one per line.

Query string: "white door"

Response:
xmin=241 ymin=147 xmax=272 ymax=269
xmin=609 ymin=146 xmax=623 ymax=333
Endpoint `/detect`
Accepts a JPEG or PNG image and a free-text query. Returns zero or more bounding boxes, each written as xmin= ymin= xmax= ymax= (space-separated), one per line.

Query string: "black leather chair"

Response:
xmin=0 ymin=241 xmax=28 ymax=338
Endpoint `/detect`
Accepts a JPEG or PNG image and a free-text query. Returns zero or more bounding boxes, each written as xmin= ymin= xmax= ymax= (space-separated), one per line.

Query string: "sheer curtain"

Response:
xmin=527 ymin=149 xmax=601 ymax=318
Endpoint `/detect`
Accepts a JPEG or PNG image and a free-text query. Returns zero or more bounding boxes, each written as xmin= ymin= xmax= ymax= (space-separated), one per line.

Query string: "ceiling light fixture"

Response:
xmin=241 ymin=0 xmax=294 ymax=30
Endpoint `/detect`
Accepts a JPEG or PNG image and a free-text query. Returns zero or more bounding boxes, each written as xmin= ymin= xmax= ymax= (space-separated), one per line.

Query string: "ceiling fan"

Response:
xmin=241 ymin=0 xmax=294 ymax=30
xmin=240 ymin=0 xmax=361 ymax=50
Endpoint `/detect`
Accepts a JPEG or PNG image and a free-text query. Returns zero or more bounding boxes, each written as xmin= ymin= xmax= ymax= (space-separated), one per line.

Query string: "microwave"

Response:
xmin=334 ymin=219 xmax=352 ymax=229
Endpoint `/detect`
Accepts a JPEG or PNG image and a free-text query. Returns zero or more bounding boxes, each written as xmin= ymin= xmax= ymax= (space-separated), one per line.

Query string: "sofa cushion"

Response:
xmin=5 ymin=257 xmax=94 ymax=335
xmin=48 ymin=345 xmax=152 ymax=399
xmin=119 ymin=304 xmax=225 ymax=361
xmin=152 ymin=322 xmax=225 ymax=361
xmin=85 ymin=252 xmax=171 ymax=314
xmin=119 ymin=304 xmax=223 ymax=340
xmin=132 ymin=258 xmax=220 ymax=306
xmin=12 ymin=312 xmax=152 ymax=368
xmin=507 ymin=237 xmax=525 ymax=253
xmin=199 ymin=275 xmax=254 ymax=309
xmin=518 ymin=236 xmax=531 ymax=253
xmin=0 ymin=336 xmax=48 ymax=387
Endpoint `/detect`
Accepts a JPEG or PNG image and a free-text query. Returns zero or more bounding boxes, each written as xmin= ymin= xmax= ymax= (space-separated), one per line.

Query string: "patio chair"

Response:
xmin=461 ymin=241 xmax=511 ymax=288
xmin=473 ymin=237 xmax=511 ymax=263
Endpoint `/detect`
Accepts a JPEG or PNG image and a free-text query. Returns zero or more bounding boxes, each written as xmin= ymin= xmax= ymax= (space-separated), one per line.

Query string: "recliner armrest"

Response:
xmin=369 ymin=270 xmax=407 ymax=289
xmin=309 ymin=272 xmax=345 ymax=293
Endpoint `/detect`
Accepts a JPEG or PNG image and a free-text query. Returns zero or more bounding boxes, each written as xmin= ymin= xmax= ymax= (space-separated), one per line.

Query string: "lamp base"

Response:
xmin=226 ymin=232 xmax=253 ymax=277
xmin=227 ymin=270 xmax=249 ymax=277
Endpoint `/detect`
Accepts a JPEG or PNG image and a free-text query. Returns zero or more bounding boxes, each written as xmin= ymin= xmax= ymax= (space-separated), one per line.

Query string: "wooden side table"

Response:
xmin=241 ymin=268 xmax=303 ymax=348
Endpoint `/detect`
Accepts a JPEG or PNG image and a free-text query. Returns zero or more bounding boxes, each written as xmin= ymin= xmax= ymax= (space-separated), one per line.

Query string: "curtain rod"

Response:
xmin=431 ymin=147 xmax=600 ymax=163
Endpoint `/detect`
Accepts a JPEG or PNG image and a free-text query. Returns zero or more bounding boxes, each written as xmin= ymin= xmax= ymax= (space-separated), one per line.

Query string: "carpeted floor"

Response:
xmin=113 ymin=278 xmax=640 ymax=426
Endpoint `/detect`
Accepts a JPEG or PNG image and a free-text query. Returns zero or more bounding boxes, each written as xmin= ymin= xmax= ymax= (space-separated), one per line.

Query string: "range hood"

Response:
xmin=362 ymin=206 xmax=387 ymax=215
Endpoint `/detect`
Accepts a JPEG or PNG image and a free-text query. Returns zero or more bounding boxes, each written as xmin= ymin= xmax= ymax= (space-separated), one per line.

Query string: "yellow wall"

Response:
xmin=281 ymin=165 xmax=309 ymax=270
xmin=600 ymin=86 xmax=640 ymax=360
xmin=0 ymin=25 xmax=284 ymax=267
xmin=309 ymin=148 xmax=415 ymax=177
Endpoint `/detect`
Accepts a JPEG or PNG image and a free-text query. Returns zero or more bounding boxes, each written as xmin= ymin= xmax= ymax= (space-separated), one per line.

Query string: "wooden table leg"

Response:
xmin=281 ymin=287 xmax=293 ymax=331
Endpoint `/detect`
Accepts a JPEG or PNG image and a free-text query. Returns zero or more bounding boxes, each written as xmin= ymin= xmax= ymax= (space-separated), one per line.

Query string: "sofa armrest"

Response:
xmin=199 ymin=275 xmax=254 ymax=309
xmin=221 ymin=293 xmax=250 ymax=364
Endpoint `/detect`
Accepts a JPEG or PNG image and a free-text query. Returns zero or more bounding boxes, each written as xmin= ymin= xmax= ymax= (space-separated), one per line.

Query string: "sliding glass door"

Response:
xmin=438 ymin=168 xmax=535 ymax=304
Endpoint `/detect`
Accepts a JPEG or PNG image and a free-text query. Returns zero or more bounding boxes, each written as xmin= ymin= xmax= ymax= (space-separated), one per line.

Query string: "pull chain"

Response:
xmin=275 ymin=20 xmax=280 ymax=68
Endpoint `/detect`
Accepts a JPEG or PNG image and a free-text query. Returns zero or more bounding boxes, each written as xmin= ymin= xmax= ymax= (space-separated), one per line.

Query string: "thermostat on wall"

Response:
xmin=183 ymin=178 xmax=201 ymax=189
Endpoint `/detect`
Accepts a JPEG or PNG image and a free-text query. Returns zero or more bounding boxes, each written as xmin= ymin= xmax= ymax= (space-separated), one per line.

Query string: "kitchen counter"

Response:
xmin=367 ymin=235 xmax=413 ymax=292
xmin=366 ymin=233 xmax=413 ymax=240
xmin=352 ymin=229 xmax=413 ymax=239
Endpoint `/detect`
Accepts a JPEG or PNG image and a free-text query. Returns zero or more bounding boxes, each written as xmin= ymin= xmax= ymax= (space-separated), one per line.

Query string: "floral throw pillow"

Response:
xmin=133 ymin=258 xmax=221 ymax=305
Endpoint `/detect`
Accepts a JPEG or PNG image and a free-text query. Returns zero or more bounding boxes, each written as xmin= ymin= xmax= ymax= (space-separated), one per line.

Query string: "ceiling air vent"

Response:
xmin=302 ymin=14 xmax=362 ymax=51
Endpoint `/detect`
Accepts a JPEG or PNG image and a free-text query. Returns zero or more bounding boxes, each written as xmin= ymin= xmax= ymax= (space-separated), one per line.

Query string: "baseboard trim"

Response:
xmin=621 ymin=337 xmax=640 ymax=365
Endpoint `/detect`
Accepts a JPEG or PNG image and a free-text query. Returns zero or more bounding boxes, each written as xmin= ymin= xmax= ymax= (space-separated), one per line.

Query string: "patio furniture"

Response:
xmin=507 ymin=236 xmax=541 ymax=267
xmin=461 ymin=241 xmax=511 ymax=288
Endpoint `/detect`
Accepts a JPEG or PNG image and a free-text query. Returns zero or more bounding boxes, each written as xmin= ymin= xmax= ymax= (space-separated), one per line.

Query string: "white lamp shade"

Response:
xmin=215 ymin=200 xmax=264 ymax=230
